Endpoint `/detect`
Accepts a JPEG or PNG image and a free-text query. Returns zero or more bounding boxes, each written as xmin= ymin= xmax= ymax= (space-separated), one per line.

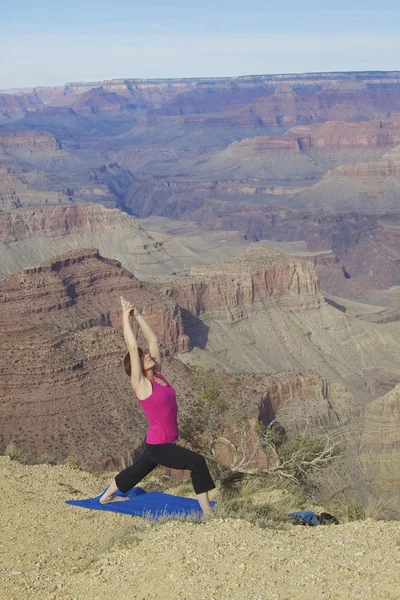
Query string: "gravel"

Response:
xmin=1 ymin=456 xmax=399 ymax=600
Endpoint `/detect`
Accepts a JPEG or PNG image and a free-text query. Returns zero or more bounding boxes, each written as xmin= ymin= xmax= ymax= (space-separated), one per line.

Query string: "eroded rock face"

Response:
xmin=0 ymin=203 xmax=138 ymax=242
xmin=3 ymin=72 xmax=400 ymax=123
xmin=70 ymin=88 xmax=139 ymax=115
xmin=195 ymin=208 xmax=400 ymax=299
xmin=0 ymin=248 xmax=192 ymax=465
xmin=0 ymin=248 xmax=189 ymax=349
xmin=0 ymin=130 xmax=59 ymax=152
xmin=359 ymin=386 xmax=400 ymax=513
xmin=311 ymin=382 xmax=400 ymax=517
xmin=224 ymin=120 xmax=400 ymax=154
xmin=157 ymin=244 xmax=322 ymax=322
xmin=0 ymin=91 xmax=43 ymax=120
xmin=288 ymin=120 xmax=400 ymax=150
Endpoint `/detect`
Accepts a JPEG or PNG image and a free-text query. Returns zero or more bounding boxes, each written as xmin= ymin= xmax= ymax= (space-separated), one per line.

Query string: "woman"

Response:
xmin=99 ymin=296 xmax=216 ymax=515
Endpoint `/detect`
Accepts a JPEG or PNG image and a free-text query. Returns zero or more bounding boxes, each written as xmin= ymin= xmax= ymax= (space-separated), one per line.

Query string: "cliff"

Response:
xmin=288 ymin=120 xmax=400 ymax=150
xmin=70 ymin=87 xmax=139 ymax=115
xmin=0 ymin=203 xmax=138 ymax=242
xmin=0 ymin=247 xmax=188 ymax=348
xmin=226 ymin=120 xmax=400 ymax=154
xmin=0 ymin=203 xmax=250 ymax=281
xmin=0 ymin=91 xmax=43 ymax=120
xmin=2 ymin=71 xmax=400 ymax=123
xmin=0 ymin=130 xmax=59 ymax=153
xmin=0 ymin=249 xmax=190 ymax=466
xmin=359 ymin=384 xmax=400 ymax=508
xmin=157 ymin=244 xmax=322 ymax=323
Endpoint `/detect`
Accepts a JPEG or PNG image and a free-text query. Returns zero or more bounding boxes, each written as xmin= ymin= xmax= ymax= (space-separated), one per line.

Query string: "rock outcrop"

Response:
xmin=0 ymin=247 xmax=188 ymax=349
xmin=0 ymin=203 xmax=249 ymax=280
xmin=0 ymin=203 xmax=138 ymax=242
xmin=0 ymin=91 xmax=43 ymax=120
xmin=0 ymin=130 xmax=59 ymax=153
xmin=358 ymin=383 xmax=400 ymax=511
xmin=158 ymin=244 xmax=322 ymax=323
xmin=70 ymin=87 xmax=139 ymax=115
xmin=288 ymin=120 xmax=400 ymax=150
xmin=0 ymin=249 xmax=190 ymax=465
xmin=0 ymin=169 xmax=69 ymax=211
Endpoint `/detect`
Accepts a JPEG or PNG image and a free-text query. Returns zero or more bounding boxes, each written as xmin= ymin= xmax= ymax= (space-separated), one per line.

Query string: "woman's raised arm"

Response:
xmin=120 ymin=296 xmax=144 ymax=388
xmin=135 ymin=312 xmax=162 ymax=372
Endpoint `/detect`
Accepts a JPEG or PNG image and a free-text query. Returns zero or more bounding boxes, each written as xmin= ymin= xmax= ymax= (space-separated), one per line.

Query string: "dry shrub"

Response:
xmin=37 ymin=454 xmax=57 ymax=465
xmin=364 ymin=495 xmax=396 ymax=520
xmin=329 ymin=494 xmax=396 ymax=522
xmin=5 ymin=441 xmax=23 ymax=462
xmin=211 ymin=496 xmax=288 ymax=528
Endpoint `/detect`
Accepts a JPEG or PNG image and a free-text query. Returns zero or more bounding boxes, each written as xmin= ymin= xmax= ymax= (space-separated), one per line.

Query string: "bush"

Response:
xmin=256 ymin=420 xmax=342 ymax=485
xmin=179 ymin=366 xmax=229 ymax=479
xmin=331 ymin=500 xmax=366 ymax=522
xmin=5 ymin=442 xmax=23 ymax=462
xmin=38 ymin=454 xmax=57 ymax=466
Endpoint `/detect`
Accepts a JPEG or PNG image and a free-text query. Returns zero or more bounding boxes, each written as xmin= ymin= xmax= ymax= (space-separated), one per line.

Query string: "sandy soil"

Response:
xmin=1 ymin=456 xmax=400 ymax=600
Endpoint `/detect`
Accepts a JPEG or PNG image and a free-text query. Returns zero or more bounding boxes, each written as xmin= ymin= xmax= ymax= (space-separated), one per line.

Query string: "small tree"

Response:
xmin=254 ymin=419 xmax=342 ymax=485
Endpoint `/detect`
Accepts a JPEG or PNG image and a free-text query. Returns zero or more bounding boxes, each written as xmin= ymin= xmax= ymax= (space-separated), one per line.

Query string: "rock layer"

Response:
xmin=158 ymin=244 xmax=322 ymax=323
xmin=0 ymin=249 xmax=189 ymax=466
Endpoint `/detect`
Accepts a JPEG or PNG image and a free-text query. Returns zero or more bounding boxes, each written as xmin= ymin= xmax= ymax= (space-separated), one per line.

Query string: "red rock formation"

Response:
xmin=288 ymin=120 xmax=400 ymax=150
xmin=0 ymin=203 xmax=136 ymax=242
xmin=0 ymin=249 xmax=192 ymax=467
xmin=158 ymin=245 xmax=322 ymax=322
xmin=0 ymin=91 xmax=43 ymax=120
xmin=187 ymin=206 xmax=400 ymax=298
xmin=70 ymin=87 xmax=137 ymax=115
xmin=0 ymin=248 xmax=189 ymax=350
xmin=0 ymin=130 xmax=59 ymax=152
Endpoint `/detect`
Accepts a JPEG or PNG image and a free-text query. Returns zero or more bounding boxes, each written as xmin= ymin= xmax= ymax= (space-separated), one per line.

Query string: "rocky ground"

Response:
xmin=1 ymin=456 xmax=400 ymax=600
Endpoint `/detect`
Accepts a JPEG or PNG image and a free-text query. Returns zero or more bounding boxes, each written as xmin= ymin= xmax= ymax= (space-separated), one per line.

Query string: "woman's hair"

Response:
xmin=123 ymin=348 xmax=143 ymax=377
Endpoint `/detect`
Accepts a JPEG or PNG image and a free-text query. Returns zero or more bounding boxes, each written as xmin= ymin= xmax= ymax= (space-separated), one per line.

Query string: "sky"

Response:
xmin=2 ymin=0 xmax=400 ymax=89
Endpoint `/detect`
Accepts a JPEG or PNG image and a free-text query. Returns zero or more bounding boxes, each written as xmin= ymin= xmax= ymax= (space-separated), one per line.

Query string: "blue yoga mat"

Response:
xmin=66 ymin=486 xmax=216 ymax=520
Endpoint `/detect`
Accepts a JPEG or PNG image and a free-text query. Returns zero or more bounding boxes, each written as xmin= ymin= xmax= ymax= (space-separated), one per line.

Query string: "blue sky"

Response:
xmin=2 ymin=1 xmax=400 ymax=88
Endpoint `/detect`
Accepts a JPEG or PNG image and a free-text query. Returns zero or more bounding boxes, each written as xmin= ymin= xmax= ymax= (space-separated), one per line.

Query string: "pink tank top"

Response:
xmin=136 ymin=373 xmax=179 ymax=444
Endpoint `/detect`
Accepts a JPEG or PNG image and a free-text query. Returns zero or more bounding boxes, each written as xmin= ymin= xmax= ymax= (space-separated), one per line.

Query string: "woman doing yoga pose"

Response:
xmin=99 ymin=296 xmax=216 ymax=514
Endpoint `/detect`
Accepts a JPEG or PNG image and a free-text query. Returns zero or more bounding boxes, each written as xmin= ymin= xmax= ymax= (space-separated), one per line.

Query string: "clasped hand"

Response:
xmin=120 ymin=295 xmax=139 ymax=317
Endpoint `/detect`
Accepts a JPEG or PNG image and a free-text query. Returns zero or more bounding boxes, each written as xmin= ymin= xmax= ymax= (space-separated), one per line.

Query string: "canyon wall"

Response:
xmin=158 ymin=244 xmax=322 ymax=323
xmin=0 ymin=248 xmax=191 ymax=468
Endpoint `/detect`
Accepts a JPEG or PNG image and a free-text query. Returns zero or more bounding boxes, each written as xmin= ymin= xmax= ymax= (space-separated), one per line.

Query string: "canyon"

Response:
xmin=1 ymin=246 xmax=400 ymax=514
xmin=1 ymin=71 xmax=400 ymax=516
xmin=1 ymin=72 xmax=400 ymax=304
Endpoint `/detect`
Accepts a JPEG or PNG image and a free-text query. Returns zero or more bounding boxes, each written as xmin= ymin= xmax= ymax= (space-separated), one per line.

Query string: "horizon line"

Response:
xmin=2 ymin=69 xmax=400 ymax=94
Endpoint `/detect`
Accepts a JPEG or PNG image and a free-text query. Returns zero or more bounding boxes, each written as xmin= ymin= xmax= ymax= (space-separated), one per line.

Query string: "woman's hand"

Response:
xmin=120 ymin=296 xmax=139 ymax=317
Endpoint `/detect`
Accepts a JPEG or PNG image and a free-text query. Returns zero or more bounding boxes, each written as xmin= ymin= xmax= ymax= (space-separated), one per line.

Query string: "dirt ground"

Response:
xmin=1 ymin=456 xmax=400 ymax=600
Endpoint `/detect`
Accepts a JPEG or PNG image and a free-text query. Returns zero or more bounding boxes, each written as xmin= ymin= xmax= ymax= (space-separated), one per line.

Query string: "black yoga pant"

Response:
xmin=115 ymin=442 xmax=216 ymax=495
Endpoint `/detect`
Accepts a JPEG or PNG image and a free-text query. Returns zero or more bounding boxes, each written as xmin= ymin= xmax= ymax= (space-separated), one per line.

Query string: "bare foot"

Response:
xmin=200 ymin=509 xmax=213 ymax=522
xmin=99 ymin=495 xmax=130 ymax=504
